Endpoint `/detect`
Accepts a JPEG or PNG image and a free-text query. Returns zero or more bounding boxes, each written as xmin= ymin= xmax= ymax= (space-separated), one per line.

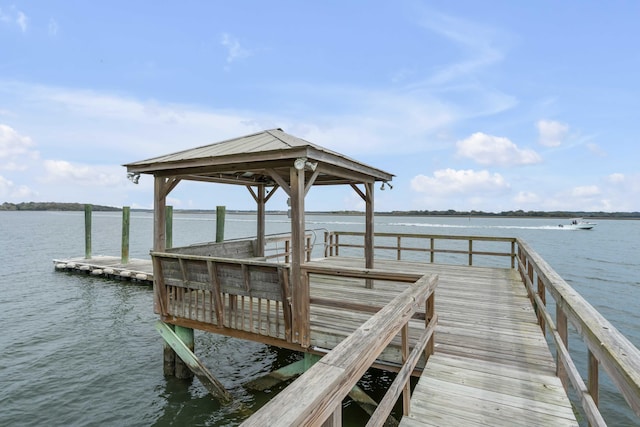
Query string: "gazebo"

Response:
xmin=124 ymin=128 xmax=395 ymax=349
xmin=125 ymin=127 xmax=393 ymax=257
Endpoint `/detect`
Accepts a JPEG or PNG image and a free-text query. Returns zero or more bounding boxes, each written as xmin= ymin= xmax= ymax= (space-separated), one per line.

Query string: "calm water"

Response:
xmin=1 ymin=211 xmax=638 ymax=426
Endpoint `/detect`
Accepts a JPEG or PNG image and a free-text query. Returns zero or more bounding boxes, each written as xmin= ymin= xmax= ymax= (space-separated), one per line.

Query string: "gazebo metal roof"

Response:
xmin=124 ymin=128 xmax=394 ymax=187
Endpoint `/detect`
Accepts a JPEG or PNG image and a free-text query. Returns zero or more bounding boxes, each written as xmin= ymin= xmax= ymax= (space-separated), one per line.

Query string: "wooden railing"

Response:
xmin=263 ymin=232 xmax=313 ymax=263
xmin=516 ymin=238 xmax=640 ymax=426
xmin=242 ymin=272 xmax=438 ymax=427
xmin=151 ymin=252 xmax=292 ymax=342
xmin=166 ymin=233 xmax=314 ymax=263
xmin=325 ymin=231 xmax=516 ymax=267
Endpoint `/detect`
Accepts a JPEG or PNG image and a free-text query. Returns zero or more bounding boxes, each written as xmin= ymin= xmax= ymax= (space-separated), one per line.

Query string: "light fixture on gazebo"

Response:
xmin=127 ymin=172 xmax=140 ymax=184
xmin=294 ymin=157 xmax=317 ymax=171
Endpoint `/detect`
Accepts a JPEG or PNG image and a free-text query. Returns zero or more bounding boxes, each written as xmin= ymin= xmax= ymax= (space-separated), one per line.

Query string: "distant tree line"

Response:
xmin=0 ymin=202 xmax=120 ymax=211
xmin=2 ymin=202 xmax=639 ymax=218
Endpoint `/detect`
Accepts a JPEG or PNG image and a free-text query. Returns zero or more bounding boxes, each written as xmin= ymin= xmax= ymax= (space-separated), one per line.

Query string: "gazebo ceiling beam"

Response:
xmin=266 ymin=169 xmax=291 ymax=197
xmin=350 ymin=183 xmax=367 ymax=201
xmin=315 ymin=163 xmax=380 ymax=185
xmin=304 ymin=168 xmax=320 ymax=197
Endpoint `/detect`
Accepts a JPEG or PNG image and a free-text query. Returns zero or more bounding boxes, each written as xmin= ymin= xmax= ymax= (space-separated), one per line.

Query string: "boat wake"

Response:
xmin=386 ymin=222 xmax=570 ymax=231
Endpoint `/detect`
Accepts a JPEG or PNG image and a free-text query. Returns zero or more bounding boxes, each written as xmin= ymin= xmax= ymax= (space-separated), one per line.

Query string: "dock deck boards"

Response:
xmin=54 ymin=255 xmax=578 ymax=425
xmin=306 ymin=257 xmax=577 ymax=426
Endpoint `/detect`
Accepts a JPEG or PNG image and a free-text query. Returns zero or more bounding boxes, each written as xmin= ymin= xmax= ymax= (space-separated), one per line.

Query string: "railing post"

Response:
xmin=397 ymin=236 xmax=402 ymax=260
xmin=285 ymin=240 xmax=290 ymax=264
xmin=335 ymin=234 xmax=339 ymax=256
xmin=121 ymin=206 xmax=130 ymax=264
xmin=588 ymin=349 xmax=600 ymax=410
xmin=165 ymin=205 xmax=173 ymax=249
xmin=511 ymin=240 xmax=516 ymax=268
xmin=430 ymin=238 xmax=434 ymax=263
xmin=306 ymin=235 xmax=312 ymax=261
xmin=401 ymin=323 xmax=411 ymax=415
xmin=557 ymin=306 xmax=569 ymax=391
xmin=322 ymin=408 xmax=341 ymax=427
xmin=537 ymin=276 xmax=546 ymax=334
xmin=526 ymin=261 xmax=534 ymax=300
xmin=468 ymin=239 xmax=473 ymax=266
xmin=425 ymin=293 xmax=435 ymax=359
xmin=84 ymin=204 xmax=92 ymax=259
xmin=324 ymin=231 xmax=329 ymax=257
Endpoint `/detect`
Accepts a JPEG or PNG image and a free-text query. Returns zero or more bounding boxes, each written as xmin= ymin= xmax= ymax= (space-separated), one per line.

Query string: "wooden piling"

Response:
xmin=163 ymin=323 xmax=176 ymax=376
xmin=121 ymin=206 xmax=130 ymax=264
xmin=174 ymin=325 xmax=195 ymax=380
xmin=165 ymin=205 xmax=173 ymax=249
xmin=84 ymin=204 xmax=92 ymax=259
xmin=216 ymin=205 xmax=225 ymax=242
xmin=156 ymin=321 xmax=232 ymax=404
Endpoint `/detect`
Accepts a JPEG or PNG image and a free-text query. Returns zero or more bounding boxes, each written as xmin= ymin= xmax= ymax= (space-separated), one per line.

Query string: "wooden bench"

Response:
xmin=151 ymin=252 xmax=292 ymax=342
xmin=166 ymin=239 xmax=260 ymax=259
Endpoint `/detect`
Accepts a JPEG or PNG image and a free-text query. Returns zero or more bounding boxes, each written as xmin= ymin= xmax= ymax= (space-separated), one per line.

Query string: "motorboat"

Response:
xmin=558 ymin=218 xmax=597 ymax=230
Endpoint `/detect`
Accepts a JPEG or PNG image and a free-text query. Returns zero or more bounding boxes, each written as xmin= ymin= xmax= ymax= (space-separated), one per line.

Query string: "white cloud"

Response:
xmin=42 ymin=160 xmax=126 ymax=187
xmin=571 ymin=185 xmax=600 ymax=198
xmin=0 ymin=175 xmax=36 ymax=198
xmin=514 ymin=191 xmax=541 ymax=205
xmin=537 ymin=119 xmax=568 ymax=147
xmin=221 ymin=33 xmax=251 ymax=64
xmin=48 ymin=18 xmax=59 ymax=36
xmin=456 ymin=132 xmax=541 ymax=166
xmin=16 ymin=11 xmax=27 ymax=32
xmin=409 ymin=168 xmax=511 ymax=212
xmin=0 ymin=175 xmax=13 ymax=195
xmin=607 ymin=173 xmax=625 ymax=184
xmin=587 ymin=142 xmax=607 ymax=157
xmin=1 ymin=82 xmax=265 ymax=160
xmin=418 ymin=11 xmax=507 ymax=85
xmin=0 ymin=7 xmax=27 ymax=32
xmin=411 ymin=168 xmax=510 ymax=195
xmin=0 ymin=124 xmax=38 ymax=169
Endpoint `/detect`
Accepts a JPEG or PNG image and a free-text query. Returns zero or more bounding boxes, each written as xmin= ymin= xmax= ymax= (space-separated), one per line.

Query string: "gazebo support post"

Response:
xmin=154 ymin=175 xmax=194 ymax=378
xmin=154 ymin=177 xmax=174 ymax=376
xmin=290 ymin=166 xmax=308 ymax=346
xmin=256 ymin=184 xmax=266 ymax=257
xmin=365 ymin=182 xmax=375 ymax=287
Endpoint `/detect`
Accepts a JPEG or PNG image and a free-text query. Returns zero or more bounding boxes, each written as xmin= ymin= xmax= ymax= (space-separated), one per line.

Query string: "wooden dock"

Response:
xmin=53 ymin=233 xmax=640 ymax=426
xmin=309 ymin=257 xmax=578 ymax=426
xmin=54 ymin=256 xmax=153 ymax=284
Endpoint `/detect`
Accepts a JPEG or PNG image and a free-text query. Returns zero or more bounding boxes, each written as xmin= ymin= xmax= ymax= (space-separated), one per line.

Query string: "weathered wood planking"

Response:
xmin=242 ymin=274 xmax=437 ymax=427
xmin=303 ymin=257 xmax=577 ymax=426
xmin=354 ymin=257 xmax=580 ymax=426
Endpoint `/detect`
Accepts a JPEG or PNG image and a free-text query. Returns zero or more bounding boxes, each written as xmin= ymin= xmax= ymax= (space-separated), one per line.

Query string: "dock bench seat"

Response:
xmin=166 ymin=239 xmax=265 ymax=260
xmin=151 ymin=251 xmax=292 ymax=342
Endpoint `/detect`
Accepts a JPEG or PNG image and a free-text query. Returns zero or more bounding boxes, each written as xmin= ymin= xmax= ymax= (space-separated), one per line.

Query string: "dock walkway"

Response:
xmin=306 ymin=257 xmax=578 ymax=426
xmin=386 ymin=261 xmax=576 ymax=426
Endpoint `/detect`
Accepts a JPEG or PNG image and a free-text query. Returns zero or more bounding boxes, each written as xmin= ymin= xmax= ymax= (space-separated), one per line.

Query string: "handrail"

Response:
xmin=241 ymin=272 xmax=437 ymax=427
xmin=263 ymin=232 xmax=313 ymax=262
xmin=516 ymin=238 xmax=640 ymax=426
xmin=325 ymin=231 xmax=516 ymax=267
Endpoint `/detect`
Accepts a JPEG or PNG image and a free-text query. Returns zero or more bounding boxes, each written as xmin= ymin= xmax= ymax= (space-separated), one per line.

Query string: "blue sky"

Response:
xmin=1 ymin=1 xmax=639 ymax=212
